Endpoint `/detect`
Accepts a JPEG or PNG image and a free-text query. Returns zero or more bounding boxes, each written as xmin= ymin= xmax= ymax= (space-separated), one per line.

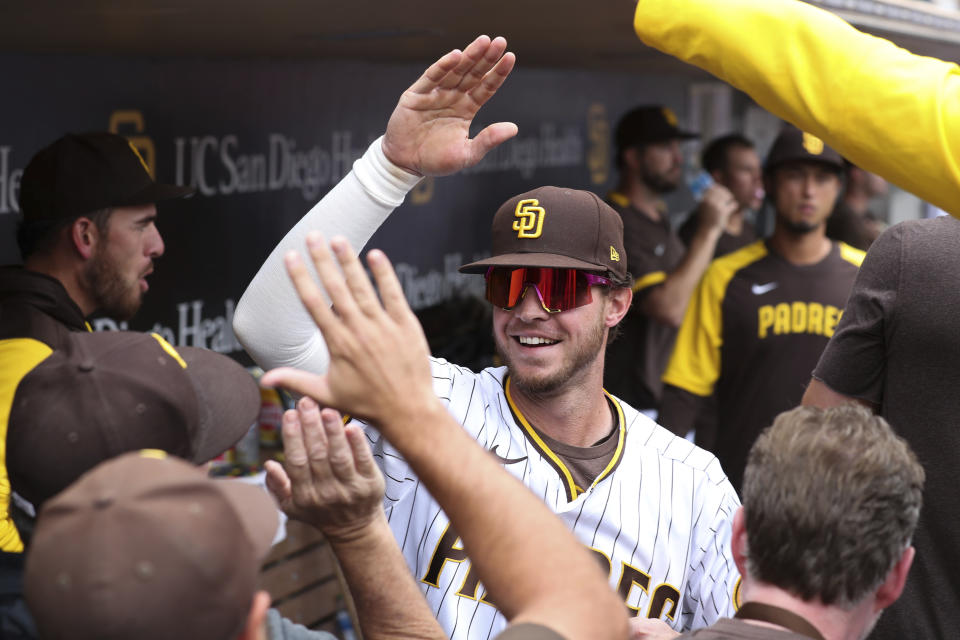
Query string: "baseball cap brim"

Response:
xmin=117 ymin=181 xmax=196 ymax=208
xmin=213 ymin=477 xmax=280 ymax=561
xmin=459 ymin=252 xmax=610 ymax=274
xmin=178 ymin=346 xmax=261 ymax=464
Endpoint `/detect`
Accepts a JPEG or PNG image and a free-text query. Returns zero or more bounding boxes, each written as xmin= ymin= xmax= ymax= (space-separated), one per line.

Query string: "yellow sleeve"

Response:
xmin=633 ymin=0 xmax=960 ymax=218
xmin=0 ymin=338 xmax=54 ymax=552
xmin=661 ymin=264 xmax=724 ymax=397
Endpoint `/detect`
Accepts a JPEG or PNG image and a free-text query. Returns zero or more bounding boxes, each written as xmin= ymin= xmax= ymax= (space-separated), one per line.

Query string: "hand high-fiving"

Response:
xmin=382 ymin=35 xmax=518 ymax=176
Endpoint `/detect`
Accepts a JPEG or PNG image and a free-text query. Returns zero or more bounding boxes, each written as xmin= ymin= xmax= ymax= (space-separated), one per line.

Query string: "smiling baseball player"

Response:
xmin=234 ymin=36 xmax=741 ymax=639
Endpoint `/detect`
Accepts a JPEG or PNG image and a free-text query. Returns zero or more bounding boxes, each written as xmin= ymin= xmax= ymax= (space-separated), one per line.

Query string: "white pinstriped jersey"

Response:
xmin=357 ymin=359 xmax=741 ymax=640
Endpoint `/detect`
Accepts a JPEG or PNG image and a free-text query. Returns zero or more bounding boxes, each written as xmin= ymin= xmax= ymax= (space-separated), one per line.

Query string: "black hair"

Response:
xmin=701 ymin=134 xmax=755 ymax=174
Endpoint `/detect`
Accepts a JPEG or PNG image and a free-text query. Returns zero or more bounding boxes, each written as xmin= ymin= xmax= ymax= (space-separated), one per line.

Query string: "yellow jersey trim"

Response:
xmin=633 ymin=271 xmax=667 ymax=293
xmin=0 ymin=338 xmax=54 ymax=552
xmin=505 ymin=377 xmax=626 ymax=502
xmin=593 ymin=390 xmax=627 ymax=488
xmin=662 ymin=240 xmax=769 ymax=397
xmin=606 ymin=191 xmax=630 ymax=208
xmin=838 ymin=242 xmax=866 ymax=267
xmin=150 ymin=332 xmax=187 ymax=369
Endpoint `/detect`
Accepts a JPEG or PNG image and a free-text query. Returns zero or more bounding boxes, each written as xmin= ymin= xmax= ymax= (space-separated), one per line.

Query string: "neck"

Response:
xmin=24 ymin=254 xmax=94 ymax=316
xmin=741 ymin=583 xmax=877 ymax=640
xmin=617 ymin=176 xmax=664 ymax=222
xmin=768 ymin=224 xmax=832 ymax=266
xmin=508 ymin=364 xmax=612 ymax=448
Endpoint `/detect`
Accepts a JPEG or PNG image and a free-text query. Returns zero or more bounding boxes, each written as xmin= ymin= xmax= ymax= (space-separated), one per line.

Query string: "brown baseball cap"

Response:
xmin=6 ymin=330 xmax=260 ymax=508
xmin=459 ymin=186 xmax=628 ymax=281
xmin=764 ymin=125 xmax=844 ymax=174
xmin=25 ymin=450 xmax=278 ymax=640
xmin=615 ymin=105 xmax=698 ymax=151
xmin=19 ymin=132 xmax=194 ymax=221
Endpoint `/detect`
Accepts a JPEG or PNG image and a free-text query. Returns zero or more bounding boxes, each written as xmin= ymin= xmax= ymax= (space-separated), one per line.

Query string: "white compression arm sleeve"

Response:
xmin=233 ymin=136 xmax=423 ymax=375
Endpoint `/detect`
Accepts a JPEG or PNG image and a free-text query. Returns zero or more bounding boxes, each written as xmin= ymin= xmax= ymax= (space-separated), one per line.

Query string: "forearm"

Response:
xmin=233 ymin=137 xmax=422 ymax=374
xmin=390 ymin=403 xmax=628 ymax=640
xmin=633 ymin=0 xmax=960 ymax=217
xmin=641 ymin=226 xmax=720 ymax=327
xmin=327 ymin=509 xmax=446 ymax=640
xmin=802 ymin=377 xmax=875 ymax=411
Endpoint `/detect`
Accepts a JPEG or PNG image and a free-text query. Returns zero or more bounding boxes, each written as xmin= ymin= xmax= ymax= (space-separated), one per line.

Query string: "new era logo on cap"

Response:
xmin=459 ymin=186 xmax=628 ymax=281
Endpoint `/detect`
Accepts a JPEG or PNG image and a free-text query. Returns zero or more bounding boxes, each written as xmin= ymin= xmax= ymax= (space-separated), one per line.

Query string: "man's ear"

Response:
xmin=874 ymin=546 xmax=914 ymax=612
xmin=70 ymin=217 xmax=100 ymax=260
xmin=604 ymin=286 xmax=632 ymax=327
xmin=622 ymin=147 xmax=643 ymax=172
xmin=236 ymin=590 xmax=271 ymax=640
xmin=731 ymin=507 xmax=748 ymax=577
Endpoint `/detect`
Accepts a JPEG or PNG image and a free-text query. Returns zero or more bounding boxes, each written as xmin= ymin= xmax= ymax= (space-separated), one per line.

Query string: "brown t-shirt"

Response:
xmin=603 ymin=192 xmax=686 ymax=409
xmin=813 ymin=216 xmax=960 ymax=640
xmin=661 ymin=239 xmax=864 ymax=490
xmin=532 ymin=405 xmax=621 ymax=495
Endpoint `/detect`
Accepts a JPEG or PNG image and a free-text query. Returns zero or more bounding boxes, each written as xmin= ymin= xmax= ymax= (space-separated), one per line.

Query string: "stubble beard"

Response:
xmin=779 ymin=217 xmax=822 ymax=236
xmin=84 ymin=250 xmax=144 ymax=321
xmin=641 ymin=166 xmax=680 ymax=195
xmin=496 ymin=315 xmax=607 ymax=397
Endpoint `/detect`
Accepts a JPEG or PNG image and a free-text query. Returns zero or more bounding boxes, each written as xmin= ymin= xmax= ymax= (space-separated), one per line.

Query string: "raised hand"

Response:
xmin=382 ymin=35 xmax=518 ymax=176
xmin=698 ymin=183 xmax=738 ymax=232
xmin=264 ymin=397 xmax=385 ymax=542
xmin=261 ymin=232 xmax=439 ymax=437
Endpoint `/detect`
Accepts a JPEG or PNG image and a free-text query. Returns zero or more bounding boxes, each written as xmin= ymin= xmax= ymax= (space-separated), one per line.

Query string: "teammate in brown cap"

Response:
xmin=235 ymin=37 xmax=742 ymax=637
xmin=658 ymin=125 xmax=865 ymax=490
xmin=603 ymin=106 xmax=739 ymax=417
xmin=0 ymin=131 xmax=196 ymax=637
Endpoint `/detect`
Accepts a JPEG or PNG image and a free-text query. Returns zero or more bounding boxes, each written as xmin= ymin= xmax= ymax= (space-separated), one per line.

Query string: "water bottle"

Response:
xmin=687 ymin=169 xmax=714 ymax=201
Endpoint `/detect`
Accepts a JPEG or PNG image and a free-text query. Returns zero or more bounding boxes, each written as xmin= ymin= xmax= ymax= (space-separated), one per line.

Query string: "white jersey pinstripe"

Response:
xmin=357 ymin=358 xmax=742 ymax=640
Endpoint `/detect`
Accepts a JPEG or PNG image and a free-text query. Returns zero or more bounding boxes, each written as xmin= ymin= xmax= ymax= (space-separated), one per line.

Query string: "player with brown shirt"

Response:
xmin=604 ymin=106 xmax=737 ymax=414
xmin=658 ymin=126 xmax=864 ymax=490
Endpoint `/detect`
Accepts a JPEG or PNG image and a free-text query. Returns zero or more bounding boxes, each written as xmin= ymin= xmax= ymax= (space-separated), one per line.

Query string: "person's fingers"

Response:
xmin=284 ymin=249 xmax=338 ymax=335
xmin=344 ymin=424 xmax=382 ymax=485
xmin=466 ymin=122 xmax=520 ymax=167
xmin=366 ymin=250 xmax=430 ymax=358
xmin=456 ymin=36 xmax=508 ymax=94
xmin=329 ymin=237 xmax=383 ymax=319
xmin=438 ymin=35 xmax=491 ymax=90
xmin=264 ymin=459 xmax=292 ymax=505
xmin=297 ymin=397 xmax=335 ymax=485
xmin=365 ymin=250 xmax=413 ymax=324
xmin=279 ymin=408 xmax=314 ymax=509
xmin=322 ymin=408 xmax=356 ymax=482
xmin=467 ymin=50 xmax=516 ymax=109
xmin=261 ymin=368 xmax=332 ymax=405
xmin=304 ymin=232 xmax=363 ymax=325
xmin=407 ymin=49 xmax=463 ymax=94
